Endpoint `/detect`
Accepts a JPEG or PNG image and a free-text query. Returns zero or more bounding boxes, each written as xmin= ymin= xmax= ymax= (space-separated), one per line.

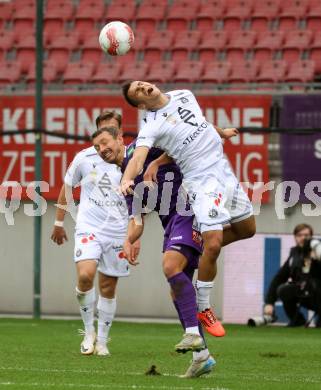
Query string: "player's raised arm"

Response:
xmin=215 ymin=126 xmax=239 ymax=139
xmin=120 ymin=146 xmax=150 ymax=195
xmin=143 ymin=152 xmax=173 ymax=183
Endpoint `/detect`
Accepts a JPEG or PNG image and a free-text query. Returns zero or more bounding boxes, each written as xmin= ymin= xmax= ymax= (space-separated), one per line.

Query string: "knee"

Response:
xmin=78 ymin=272 xmax=94 ymax=291
xmin=203 ymin=235 xmax=222 ymax=258
xmin=163 ymin=259 xmax=181 ymax=279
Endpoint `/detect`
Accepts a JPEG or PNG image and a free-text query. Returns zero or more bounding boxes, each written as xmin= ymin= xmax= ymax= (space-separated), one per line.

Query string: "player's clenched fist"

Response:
xmin=51 ymin=226 xmax=68 ymax=245
xmin=120 ymin=179 xmax=135 ymax=195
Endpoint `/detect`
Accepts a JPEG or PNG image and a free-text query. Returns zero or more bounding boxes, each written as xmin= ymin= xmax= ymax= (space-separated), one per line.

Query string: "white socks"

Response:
xmin=195 ymin=280 xmax=214 ymax=312
xmin=96 ymin=296 xmax=116 ymax=346
xmin=193 ymin=348 xmax=210 ymax=362
xmin=76 ymin=286 xmax=96 ymax=333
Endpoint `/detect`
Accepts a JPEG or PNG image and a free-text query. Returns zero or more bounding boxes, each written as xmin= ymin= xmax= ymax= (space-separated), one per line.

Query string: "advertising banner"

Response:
xmin=0 ymin=94 xmax=271 ymax=201
xmin=280 ymin=95 xmax=321 ymax=202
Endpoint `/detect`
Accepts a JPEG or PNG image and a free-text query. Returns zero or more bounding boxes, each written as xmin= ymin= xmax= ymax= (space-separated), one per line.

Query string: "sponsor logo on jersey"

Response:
xmin=76 ymin=249 xmax=82 ymax=257
xmin=180 ymin=97 xmax=189 ymax=104
xmin=208 ymin=208 xmax=218 ymax=218
xmin=127 ymin=144 xmax=135 ymax=158
xmin=192 ymin=230 xmax=202 ymax=245
xmin=171 ymin=235 xmax=183 ymax=240
xmin=182 ymin=122 xmax=208 ymax=146
xmin=98 ymin=172 xmax=112 ymax=197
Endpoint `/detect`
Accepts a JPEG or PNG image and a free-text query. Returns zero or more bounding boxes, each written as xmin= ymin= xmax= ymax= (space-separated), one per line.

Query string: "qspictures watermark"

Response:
xmin=1 ymin=179 xmax=321 ymax=226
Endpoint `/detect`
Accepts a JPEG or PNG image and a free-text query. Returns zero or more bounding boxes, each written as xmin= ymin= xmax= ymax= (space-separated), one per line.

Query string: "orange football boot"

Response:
xmin=198 ymin=308 xmax=226 ymax=337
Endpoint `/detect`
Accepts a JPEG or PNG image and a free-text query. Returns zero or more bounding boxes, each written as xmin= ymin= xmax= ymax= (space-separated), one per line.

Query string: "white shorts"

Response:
xmin=74 ymin=232 xmax=129 ymax=277
xmin=185 ymin=158 xmax=253 ymax=233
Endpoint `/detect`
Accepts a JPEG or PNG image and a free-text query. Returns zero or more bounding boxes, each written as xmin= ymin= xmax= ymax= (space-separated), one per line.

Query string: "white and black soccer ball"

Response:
xmin=99 ymin=21 xmax=134 ymax=56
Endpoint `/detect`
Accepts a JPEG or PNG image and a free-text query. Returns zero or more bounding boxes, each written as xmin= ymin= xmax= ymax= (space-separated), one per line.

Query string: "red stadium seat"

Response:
xmin=147 ymin=61 xmax=176 ymax=83
xmin=309 ymin=32 xmax=321 ymax=73
xmin=250 ymin=0 xmax=281 ymax=32
xmin=256 ymin=60 xmax=287 ymax=82
xmin=195 ymin=2 xmax=226 ymax=31
xmin=63 ymin=63 xmax=95 ymax=85
xmin=0 ymin=61 xmax=22 ymax=86
xmin=16 ymin=35 xmax=35 ymax=73
xmin=277 ymin=0 xmax=308 ymax=32
xmin=48 ymin=32 xmax=80 ymax=73
xmin=225 ymin=50 xmax=246 ymax=63
xmin=44 ymin=2 xmax=73 ymax=36
xmin=282 ymin=30 xmax=313 ymax=62
xmin=172 ymin=31 xmax=201 ymax=62
xmin=201 ymin=61 xmax=232 ymax=83
xmin=174 ymin=61 xmax=203 ymax=83
xmin=81 ymin=35 xmax=103 ymax=67
xmin=26 ymin=62 xmax=58 ymax=84
xmin=136 ymin=3 xmax=166 ymax=33
xmin=0 ymin=1 xmax=13 ymax=22
xmin=13 ymin=3 xmax=35 ymax=32
xmin=75 ymin=1 xmax=105 ymax=34
xmin=0 ymin=30 xmax=15 ymax=53
xmin=223 ymin=0 xmax=254 ymax=32
xmin=144 ymin=30 xmax=175 ymax=63
xmin=167 ymin=1 xmax=199 ymax=31
xmin=227 ymin=30 xmax=256 ymax=58
xmin=91 ymin=62 xmax=123 ymax=84
xmin=114 ymin=51 xmax=136 ymax=67
xmin=284 ymin=60 xmax=315 ymax=82
xmin=253 ymin=30 xmax=284 ymax=62
xmin=118 ymin=62 xmax=149 ymax=83
xmin=132 ymin=31 xmax=147 ymax=52
xmin=306 ymin=7 xmax=321 ymax=33
xmin=198 ymin=31 xmax=228 ymax=62
xmin=228 ymin=60 xmax=259 ymax=83
xmin=104 ymin=3 xmax=136 ymax=24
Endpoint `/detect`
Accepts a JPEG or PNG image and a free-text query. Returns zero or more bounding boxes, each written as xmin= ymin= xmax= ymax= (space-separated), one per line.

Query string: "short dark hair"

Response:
xmin=91 ymin=126 xmax=120 ymax=140
xmin=293 ymin=223 xmax=314 ymax=236
xmin=122 ymin=80 xmax=139 ymax=107
xmin=95 ymin=110 xmax=122 ymax=130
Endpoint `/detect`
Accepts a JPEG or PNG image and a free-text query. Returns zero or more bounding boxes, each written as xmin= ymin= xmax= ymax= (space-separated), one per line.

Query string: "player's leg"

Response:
xmin=178 ymin=254 xmax=216 ymax=378
xmin=163 ymin=249 xmax=205 ymax=353
xmin=95 ymin=273 xmax=118 ymax=356
xmin=96 ymin=237 xmax=130 ymax=355
xmin=222 ymin=215 xmax=256 ymax=247
xmin=74 ymin=233 xmax=101 ymax=355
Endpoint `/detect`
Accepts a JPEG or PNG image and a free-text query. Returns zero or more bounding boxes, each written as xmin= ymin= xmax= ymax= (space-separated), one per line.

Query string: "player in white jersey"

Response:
xmin=120 ymin=81 xmax=256 ymax=332
xmin=51 ymin=111 xmax=140 ymax=356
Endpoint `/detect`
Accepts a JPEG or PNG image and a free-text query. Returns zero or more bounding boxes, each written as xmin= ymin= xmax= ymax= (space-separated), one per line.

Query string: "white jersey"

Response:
xmin=136 ymin=89 xmax=224 ymax=179
xmin=64 ymin=146 xmax=128 ymax=237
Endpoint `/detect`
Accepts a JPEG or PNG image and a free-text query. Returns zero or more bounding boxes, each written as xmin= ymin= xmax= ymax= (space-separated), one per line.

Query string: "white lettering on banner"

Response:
xmin=204 ymin=108 xmax=264 ymax=146
xmin=2 ymin=150 xmax=68 ymax=186
xmin=2 ymin=151 xmax=18 ymax=182
xmin=46 ymin=108 xmax=65 ymax=144
xmin=45 ymin=151 xmax=60 ymax=187
xmin=314 ymin=139 xmax=321 ymax=158
xmin=21 ymin=151 xmax=34 ymax=186
xmin=1 ymin=107 xmax=124 ymax=144
xmin=243 ymin=152 xmax=263 ymax=186
xmin=3 ymin=108 xmax=25 ymax=144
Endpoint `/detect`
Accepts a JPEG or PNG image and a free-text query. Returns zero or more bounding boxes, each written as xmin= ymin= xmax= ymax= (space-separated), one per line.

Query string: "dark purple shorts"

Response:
xmin=162 ymin=213 xmax=202 ymax=279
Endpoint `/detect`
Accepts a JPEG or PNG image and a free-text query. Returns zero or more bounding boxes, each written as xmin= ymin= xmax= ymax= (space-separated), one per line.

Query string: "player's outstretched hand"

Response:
xmin=224 ymin=127 xmax=239 ymax=139
xmin=51 ymin=226 xmax=68 ymax=245
xmin=143 ymin=161 xmax=159 ymax=183
xmin=120 ymin=180 xmax=135 ymax=196
xmin=123 ymin=239 xmax=140 ymax=266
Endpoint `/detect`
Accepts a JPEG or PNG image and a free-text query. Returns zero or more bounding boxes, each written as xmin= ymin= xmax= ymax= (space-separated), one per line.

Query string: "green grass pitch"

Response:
xmin=0 ymin=319 xmax=321 ymax=390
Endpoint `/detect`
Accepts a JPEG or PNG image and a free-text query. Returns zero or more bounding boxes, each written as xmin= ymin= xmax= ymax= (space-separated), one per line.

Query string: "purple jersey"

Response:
xmin=121 ymin=140 xmax=202 ymax=254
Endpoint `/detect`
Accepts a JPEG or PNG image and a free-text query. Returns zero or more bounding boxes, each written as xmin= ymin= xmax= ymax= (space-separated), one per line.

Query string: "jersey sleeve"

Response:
xmin=64 ymin=152 xmax=83 ymax=187
xmin=136 ymin=121 xmax=159 ymax=149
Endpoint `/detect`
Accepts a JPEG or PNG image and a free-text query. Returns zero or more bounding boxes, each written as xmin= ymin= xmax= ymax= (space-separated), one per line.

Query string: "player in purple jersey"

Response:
xmin=93 ymin=115 xmax=215 ymax=377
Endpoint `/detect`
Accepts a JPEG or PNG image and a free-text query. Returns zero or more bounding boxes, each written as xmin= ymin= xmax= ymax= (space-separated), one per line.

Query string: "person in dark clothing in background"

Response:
xmin=264 ymin=223 xmax=321 ymax=327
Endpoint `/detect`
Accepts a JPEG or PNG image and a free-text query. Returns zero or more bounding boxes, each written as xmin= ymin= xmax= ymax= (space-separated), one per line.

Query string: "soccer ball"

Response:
xmin=99 ymin=21 xmax=134 ymax=56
